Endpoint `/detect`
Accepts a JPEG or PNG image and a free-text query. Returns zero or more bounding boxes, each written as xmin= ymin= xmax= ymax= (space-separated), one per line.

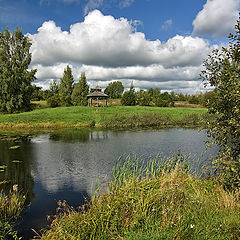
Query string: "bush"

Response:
xmin=121 ymin=89 xmax=136 ymax=106
xmin=153 ymin=92 xmax=174 ymax=107
xmin=213 ymin=148 xmax=240 ymax=190
xmin=136 ymin=90 xmax=151 ymax=106
xmin=47 ymin=94 xmax=61 ymax=108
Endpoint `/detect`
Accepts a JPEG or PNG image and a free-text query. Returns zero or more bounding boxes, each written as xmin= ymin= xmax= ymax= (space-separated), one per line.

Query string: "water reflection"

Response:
xmin=0 ymin=138 xmax=34 ymax=205
xmin=0 ymin=128 xmax=218 ymax=240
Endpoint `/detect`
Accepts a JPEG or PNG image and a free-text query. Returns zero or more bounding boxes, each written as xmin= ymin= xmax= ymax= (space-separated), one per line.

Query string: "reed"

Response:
xmin=40 ymin=154 xmax=240 ymax=240
xmin=0 ymin=186 xmax=26 ymax=239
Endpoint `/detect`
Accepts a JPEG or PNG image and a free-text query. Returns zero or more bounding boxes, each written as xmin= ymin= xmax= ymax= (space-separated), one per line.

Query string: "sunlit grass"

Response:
xmin=0 ymin=106 xmax=208 ymax=130
xmin=40 ymin=154 xmax=240 ymax=240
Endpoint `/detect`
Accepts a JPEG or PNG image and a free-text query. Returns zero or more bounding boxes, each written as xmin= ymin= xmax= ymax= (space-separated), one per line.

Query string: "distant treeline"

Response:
xmin=31 ymin=67 xmax=216 ymax=108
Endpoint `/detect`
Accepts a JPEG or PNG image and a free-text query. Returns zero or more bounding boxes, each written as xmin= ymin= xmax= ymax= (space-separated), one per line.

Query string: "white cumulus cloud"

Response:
xmin=29 ymin=10 xmax=212 ymax=68
xmin=29 ymin=10 xmax=217 ymax=93
xmin=192 ymin=0 xmax=240 ymax=37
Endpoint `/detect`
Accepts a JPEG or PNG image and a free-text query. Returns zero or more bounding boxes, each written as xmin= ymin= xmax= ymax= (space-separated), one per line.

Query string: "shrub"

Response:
xmin=47 ymin=94 xmax=61 ymax=108
xmin=121 ymin=86 xmax=136 ymax=106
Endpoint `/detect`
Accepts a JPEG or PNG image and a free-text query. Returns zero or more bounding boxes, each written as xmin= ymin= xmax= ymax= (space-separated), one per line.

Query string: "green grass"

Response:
xmin=40 ymin=154 xmax=240 ymax=240
xmin=31 ymin=100 xmax=48 ymax=109
xmin=0 ymin=106 xmax=208 ymax=130
xmin=0 ymin=187 xmax=26 ymax=240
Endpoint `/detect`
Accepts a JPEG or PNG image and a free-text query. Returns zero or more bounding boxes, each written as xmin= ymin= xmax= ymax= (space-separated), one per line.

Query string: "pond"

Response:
xmin=0 ymin=128 xmax=218 ymax=239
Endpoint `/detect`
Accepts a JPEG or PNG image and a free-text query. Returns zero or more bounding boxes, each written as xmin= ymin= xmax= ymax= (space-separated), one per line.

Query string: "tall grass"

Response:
xmin=40 ymin=154 xmax=240 ymax=240
xmin=0 ymin=185 xmax=26 ymax=239
xmin=103 ymin=112 xmax=213 ymax=129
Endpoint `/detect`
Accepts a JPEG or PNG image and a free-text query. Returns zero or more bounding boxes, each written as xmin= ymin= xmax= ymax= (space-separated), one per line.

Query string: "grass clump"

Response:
xmin=0 ymin=185 xmax=26 ymax=239
xmin=40 ymin=154 xmax=240 ymax=240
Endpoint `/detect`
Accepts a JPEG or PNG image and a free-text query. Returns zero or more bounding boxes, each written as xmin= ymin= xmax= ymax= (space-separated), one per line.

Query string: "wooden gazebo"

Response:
xmin=87 ymin=86 xmax=108 ymax=107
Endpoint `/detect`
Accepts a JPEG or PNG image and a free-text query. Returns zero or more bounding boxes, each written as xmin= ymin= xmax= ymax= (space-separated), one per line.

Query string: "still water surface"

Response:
xmin=0 ymin=128 xmax=218 ymax=239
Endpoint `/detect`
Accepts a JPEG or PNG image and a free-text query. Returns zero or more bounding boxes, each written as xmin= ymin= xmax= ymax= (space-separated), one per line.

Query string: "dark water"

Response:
xmin=0 ymin=128 xmax=218 ymax=239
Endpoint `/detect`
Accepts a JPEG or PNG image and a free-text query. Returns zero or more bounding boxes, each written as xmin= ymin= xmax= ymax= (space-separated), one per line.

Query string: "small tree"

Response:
xmin=104 ymin=81 xmax=124 ymax=99
xmin=201 ymin=22 xmax=240 ymax=155
xmin=153 ymin=92 xmax=174 ymax=107
xmin=136 ymin=90 xmax=151 ymax=106
xmin=147 ymin=88 xmax=161 ymax=101
xmin=59 ymin=65 xmax=74 ymax=106
xmin=47 ymin=80 xmax=60 ymax=107
xmin=71 ymin=72 xmax=89 ymax=106
xmin=47 ymin=94 xmax=61 ymax=108
xmin=31 ymin=85 xmax=44 ymax=101
xmin=121 ymin=83 xmax=136 ymax=106
xmin=201 ymin=19 xmax=240 ymax=189
xmin=49 ymin=80 xmax=59 ymax=96
xmin=0 ymin=28 xmax=37 ymax=113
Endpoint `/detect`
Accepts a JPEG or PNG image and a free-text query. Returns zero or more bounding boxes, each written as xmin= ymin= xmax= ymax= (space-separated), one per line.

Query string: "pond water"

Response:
xmin=0 ymin=128 xmax=218 ymax=239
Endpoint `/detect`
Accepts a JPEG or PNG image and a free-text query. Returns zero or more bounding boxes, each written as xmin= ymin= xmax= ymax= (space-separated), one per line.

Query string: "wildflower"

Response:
xmin=191 ymin=224 xmax=195 ymax=228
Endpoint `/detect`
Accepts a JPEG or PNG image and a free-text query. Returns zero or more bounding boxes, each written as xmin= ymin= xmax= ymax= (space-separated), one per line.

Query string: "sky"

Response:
xmin=1 ymin=0 xmax=239 ymax=93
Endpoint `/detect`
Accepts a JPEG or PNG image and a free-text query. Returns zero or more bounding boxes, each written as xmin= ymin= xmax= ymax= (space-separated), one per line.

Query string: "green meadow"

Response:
xmin=0 ymin=105 xmax=208 ymax=131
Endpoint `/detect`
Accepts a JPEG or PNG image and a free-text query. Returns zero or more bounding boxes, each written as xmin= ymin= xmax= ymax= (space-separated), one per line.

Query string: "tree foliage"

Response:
xmin=49 ymin=80 xmax=59 ymax=96
xmin=31 ymin=85 xmax=44 ymax=101
xmin=136 ymin=90 xmax=151 ymax=106
xmin=153 ymin=92 xmax=174 ymax=107
xmin=104 ymin=81 xmax=124 ymax=99
xmin=201 ymin=21 xmax=240 ymax=155
xmin=71 ymin=72 xmax=89 ymax=106
xmin=121 ymin=83 xmax=136 ymax=106
xmin=201 ymin=19 xmax=240 ymax=189
xmin=47 ymin=94 xmax=61 ymax=108
xmin=59 ymin=65 xmax=74 ymax=106
xmin=0 ymin=28 xmax=37 ymax=113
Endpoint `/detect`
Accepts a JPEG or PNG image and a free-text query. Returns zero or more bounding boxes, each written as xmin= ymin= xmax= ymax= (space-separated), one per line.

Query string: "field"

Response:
xmin=0 ymin=105 xmax=208 ymax=131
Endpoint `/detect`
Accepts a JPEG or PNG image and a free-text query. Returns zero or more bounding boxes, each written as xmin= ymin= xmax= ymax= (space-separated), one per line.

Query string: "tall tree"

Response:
xmin=59 ymin=65 xmax=74 ymax=106
xmin=71 ymin=72 xmax=89 ymax=106
xmin=201 ymin=19 xmax=240 ymax=189
xmin=0 ymin=28 xmax=37 ymax=113
xmin=104 ymin=81 xmax=124 ymax=99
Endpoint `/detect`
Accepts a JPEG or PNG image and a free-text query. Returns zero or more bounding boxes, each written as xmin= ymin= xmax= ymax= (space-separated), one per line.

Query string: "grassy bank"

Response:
xmin=0 ymin=106 xmax=208 ymax=131
xmin=0 ymin=187 xmax=26 ymax=239
xmin=40 ymin=155 xmax=240 ymax=240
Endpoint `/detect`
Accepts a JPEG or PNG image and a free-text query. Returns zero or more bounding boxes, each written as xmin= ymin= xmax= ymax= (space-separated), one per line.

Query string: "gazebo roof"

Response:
xmin=92 ymin=85 xmax=102 ymax=91
xmin=87 ymin=91 xmax=108 ymax=98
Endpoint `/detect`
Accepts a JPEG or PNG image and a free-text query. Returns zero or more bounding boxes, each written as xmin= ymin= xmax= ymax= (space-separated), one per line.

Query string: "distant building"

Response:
xmin=87 ymin=86 xmax=108 ymax=107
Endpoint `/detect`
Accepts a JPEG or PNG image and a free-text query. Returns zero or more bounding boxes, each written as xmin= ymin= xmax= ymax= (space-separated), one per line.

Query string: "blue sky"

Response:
xmin=1 ymin=0 xmax=239 ymax=93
